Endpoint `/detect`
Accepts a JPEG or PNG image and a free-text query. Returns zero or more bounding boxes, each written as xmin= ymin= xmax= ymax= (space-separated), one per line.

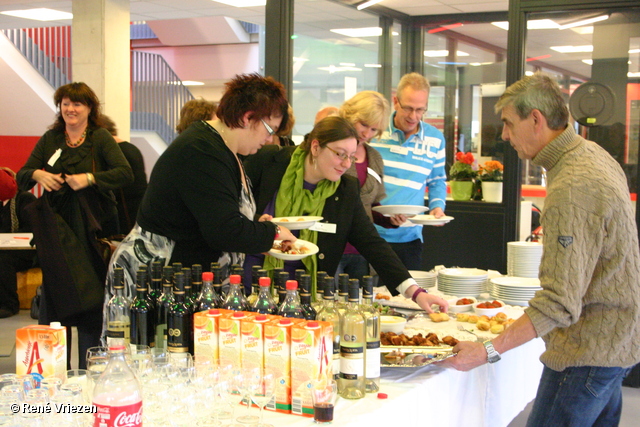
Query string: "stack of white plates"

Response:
xmin=437 ymin=268 xmax=488 ymax=297
xmin=507 ymin=242 xmax=543 ymax=278
xmin=408 ymin=270 xmax=437 ymax=289
xmin=489 ymin=276 xmax=542 ymax=307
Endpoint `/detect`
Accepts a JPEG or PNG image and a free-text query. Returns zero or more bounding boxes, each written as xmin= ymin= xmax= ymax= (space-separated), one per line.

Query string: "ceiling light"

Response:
xmin=491 ymin=19 xmax=559 ymax=31
xmin=525 ymin=71 xmax=534 ymax=76
xmin=340 ymin=62 xmax=356 ymax=67
xmin=364 ymin=64 xmax=382 ymax=68
xmin=182 ymin=81 xmax=204 ymax=86
xmin=423 ymin=50 xmax=469 ymax=57
xmin=559 ymin=14 xmax=609 ymax=30
xmin=582 ymin=59 xmax=593 ymax=65
xmin=357 ymin=0 xmax=384 ymax=10
xmin=550 ymin=45 xmax=593 ymax=53
xmin=629 ymin=72 xmax=640 ymax=78
xmin=330 ymin=27 xmax=382 ymax=38
xmin=629 ymin=49 xmax=640 ymax=54
xmin=210 ymin=0 xmax=266 ymax=6
xmin=0 ymin=8 xmax=72 ymax=21
xmin=317 ymin=65 xmax=362 ymax=73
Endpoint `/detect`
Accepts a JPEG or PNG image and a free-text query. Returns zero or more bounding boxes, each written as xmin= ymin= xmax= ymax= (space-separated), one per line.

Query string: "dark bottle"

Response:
xmin=276 ymin=271 xmax=289 ymax=305
xmin=272 ymin=267 xmax=284 ymax=299
xmin=299 ymin=274 xmax=317 ymax=320
xmin=221 ymin=274 xmax=249 ymax=311
xmin=313 ymin=271 xmax=328 ymax=311
xmin=251 ymin=276 xmax=277 ymax=314
xmin=197 ymin=271 xmax=221 ymax=310
xmin=149 ymin=261 xmax=163 ymax=308
xmin=231 ymin=264 xmax=243 ymax=277
xmin=210 ymin=262 xmax=224 ymax=299
xmin=106 ymin=267 xmax=131 ymax=347
xmin=181 ymin=267 xmax=196 ymax=313
xmin=155 ymin=266 xmax=175 ymax=350
xmin=278 ymin=280 xmax=304 ymax=319
xmin=191 ymin=264 xmax=203 ymax=307
xmin=130 ymin=269 xmax=155 ymax=348
xmin=172 ymin=262 xmax=183 ymax=275
xmin=168 ymin=272 xmax=193 ymax=354
xmin=295 ymin=269 xmax=306 ymax=287
xmin=247 ymin=265 xmax=262 ymax=305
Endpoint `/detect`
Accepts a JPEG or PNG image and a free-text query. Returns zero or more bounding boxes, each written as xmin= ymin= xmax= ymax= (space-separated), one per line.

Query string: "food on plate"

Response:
xmin=380 ymin=331 xmax=456 ymax=347
xmin=477 ymin=300 xmax=503 ymax=309
xmin=456 ymin=313 xmax=469 ymax=322
xmin=272 ymin=240 xmax=309 ymax=255
xmin=479 ymin=315 xmax=490 ymax=323
xmin=490 ymin=324 xmax=505 ymax=334
xmin=375 ymin=293 xmax=391 ymax=300
xmin=493 ymin=312 xmax=508 ymax=323
xmin=441 ymin=336 xmax=459 ymax=346
xmin=457 ymin=298 xmax=474 ymax=306
xmin=429 ymin=312 xmax=450 ymax=323
xmin=384 ymin=350 xmax=405 ymax=363
xmin=467 ymin=315 xmax=479 ymax=324
xmin=476 ymin=320 xmax=491 ymax=331
xmin=279 ymin=218 xmax=290 ymax=222
xmin=296 ymin=217 xmax=305 ymax=221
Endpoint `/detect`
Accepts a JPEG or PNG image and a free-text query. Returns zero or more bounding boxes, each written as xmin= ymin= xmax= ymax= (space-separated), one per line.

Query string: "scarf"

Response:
xmin=263 ymin=147 xmax=340 ymax=296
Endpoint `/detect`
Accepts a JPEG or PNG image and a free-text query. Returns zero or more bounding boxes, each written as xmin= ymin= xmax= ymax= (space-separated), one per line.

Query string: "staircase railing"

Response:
xmin=131 ymin=51 xmax=194 ymax=144
xmin=1 ymin=27 xmax=71 ymax=89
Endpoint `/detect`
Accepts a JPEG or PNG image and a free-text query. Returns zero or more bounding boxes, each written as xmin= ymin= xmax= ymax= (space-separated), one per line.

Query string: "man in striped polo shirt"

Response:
xmin=370 ymin=72 xmax=447 ymax=271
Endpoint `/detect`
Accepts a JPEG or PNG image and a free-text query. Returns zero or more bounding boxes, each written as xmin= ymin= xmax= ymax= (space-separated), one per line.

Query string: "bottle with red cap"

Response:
xmin=252 ymin=276 xmax=277 ymax=314
xmin=92 ymin=344 xmax=143 ymax=427
xmin=221 ymin=274 xmax=249 ymax=311
xmin=277 ymin=280 xmax=304 ymax=319
xmin=197 ymin=271 xmax=221 ymax=310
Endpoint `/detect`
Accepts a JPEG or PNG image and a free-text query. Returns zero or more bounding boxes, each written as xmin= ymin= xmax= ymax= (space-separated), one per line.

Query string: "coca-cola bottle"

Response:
xmin=92 ymin=345 xmax=143 ymax=427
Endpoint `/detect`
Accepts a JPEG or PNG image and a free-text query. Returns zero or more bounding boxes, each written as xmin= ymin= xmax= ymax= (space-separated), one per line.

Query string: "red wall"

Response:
xmin=0 ymin=136 xmax=40 ymax=174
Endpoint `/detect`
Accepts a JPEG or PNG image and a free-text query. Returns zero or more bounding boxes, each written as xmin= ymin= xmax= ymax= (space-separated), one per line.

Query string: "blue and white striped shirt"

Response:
xmin=370 ymin=113 xmax=447 ymax=243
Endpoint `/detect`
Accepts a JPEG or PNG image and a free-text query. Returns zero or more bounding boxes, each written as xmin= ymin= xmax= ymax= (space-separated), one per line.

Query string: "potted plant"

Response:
xmin=478 ymin=160 xmax=504 ymax=203
xmin=449 ymin=152 xmax=477 ymax=201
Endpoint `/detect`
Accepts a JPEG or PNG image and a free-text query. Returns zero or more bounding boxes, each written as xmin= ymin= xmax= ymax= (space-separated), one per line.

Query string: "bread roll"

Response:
xmin=490 ymin=324 xmax=505 ymax=334
xmin=456 ymin=313 xmax=469 ymax=322
xmin=476 ymin=319 xmax=490 ymax=331
xmin=429 ymin=312 xmax=450 ymax=323
xmin=468 ymin=315 xmax=479 ymax=324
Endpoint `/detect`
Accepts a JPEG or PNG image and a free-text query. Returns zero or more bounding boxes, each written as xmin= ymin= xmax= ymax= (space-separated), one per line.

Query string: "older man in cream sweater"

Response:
xmin=444 ymin=73 xmax=640 ymax=427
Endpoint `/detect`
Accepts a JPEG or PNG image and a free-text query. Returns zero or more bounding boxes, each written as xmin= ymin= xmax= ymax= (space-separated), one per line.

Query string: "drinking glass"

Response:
xmin=169 ymin=352 xmax=194 ymax=385
xmin=0 ymin=396 xmax=16 ymax=425
xmin=86 ymin=346 xmax=109 ymax=400
xmin=249 ymin=371 xmax=276 ymax=427
xmin=310 ymin=379 xmax=338 ymax=424
xmin=40 ymin=377 xmax=63 ymax=399
xmin=129 ymin=345 xmax=153 ymax=380
xmin=235 ymin=367 xmax=259 ymax=424
xmin=65 ymin=369 xmax=89 ymax=403
xmin=0 ymin=385 xmax=24 ymax=402
xmin=20 ymin=389 xmax=49 ymax=423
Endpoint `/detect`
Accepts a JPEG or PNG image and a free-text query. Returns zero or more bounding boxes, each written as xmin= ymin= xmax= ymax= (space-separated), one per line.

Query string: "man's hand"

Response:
xmin=439 ymin=341 xmax=487 ymax=371
xmin=430 ymin=207 xmax=445 ymax=218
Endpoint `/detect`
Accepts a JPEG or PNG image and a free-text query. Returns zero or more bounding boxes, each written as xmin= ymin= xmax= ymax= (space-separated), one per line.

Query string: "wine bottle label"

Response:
xmin=366 ymin=340 xmax=381 ymax=378
xmin=340 ymin=345 xmax=364 ymax=377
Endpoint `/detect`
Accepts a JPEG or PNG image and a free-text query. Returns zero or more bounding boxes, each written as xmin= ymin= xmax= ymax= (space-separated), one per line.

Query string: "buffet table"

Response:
xmin=264 ymin=328 xmax=545 ymax=427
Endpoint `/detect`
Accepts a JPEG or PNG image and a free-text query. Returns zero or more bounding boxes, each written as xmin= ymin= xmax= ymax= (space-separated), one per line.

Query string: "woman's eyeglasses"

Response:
xmin=325 ymin=145 xmax=357 ymax=164
xmin=261 ymin=119 xmax=275 ymax=136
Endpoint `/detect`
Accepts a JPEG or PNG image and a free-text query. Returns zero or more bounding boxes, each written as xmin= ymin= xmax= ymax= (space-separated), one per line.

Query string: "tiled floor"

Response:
xmin=3 ymin=310 xmax=640 ymax=426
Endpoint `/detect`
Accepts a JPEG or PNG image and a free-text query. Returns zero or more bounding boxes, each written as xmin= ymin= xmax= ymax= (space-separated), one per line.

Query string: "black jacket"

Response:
xmin=244 ymin=145 xmax=411 ymax=294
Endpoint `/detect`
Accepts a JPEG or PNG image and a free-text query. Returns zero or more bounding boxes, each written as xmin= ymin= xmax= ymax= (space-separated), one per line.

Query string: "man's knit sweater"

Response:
xmin=526 ymin=125 xmax=640 ymax=371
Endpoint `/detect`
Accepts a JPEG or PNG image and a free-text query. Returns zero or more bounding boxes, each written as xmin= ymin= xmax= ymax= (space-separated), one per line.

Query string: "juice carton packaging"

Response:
xmin=194 ymin=308 xmax=232 ymax=363
xmin=264 ymin=317 xmax=304 ymax=414
xmin=218 ymin=311 xmax=248 ymax=371
xmin=290 ymin=320 xmax=333 ymax=417
xmin=241 ymin=314 xmax=277 ymax=373
xmin=16 ymin=322 xmax=67 ymax=382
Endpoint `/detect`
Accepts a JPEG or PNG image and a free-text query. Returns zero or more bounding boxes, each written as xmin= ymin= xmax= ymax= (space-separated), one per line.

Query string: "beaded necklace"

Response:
xmin=65 ymin=128 xmax=87 ymax=147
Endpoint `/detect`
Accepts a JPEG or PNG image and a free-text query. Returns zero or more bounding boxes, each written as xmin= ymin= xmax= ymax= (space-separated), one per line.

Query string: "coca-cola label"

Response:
xmin=93 ymin=402 xmax=142 ymax=427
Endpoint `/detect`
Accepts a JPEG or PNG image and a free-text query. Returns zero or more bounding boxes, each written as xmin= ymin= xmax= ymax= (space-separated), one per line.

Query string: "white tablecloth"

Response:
xmin=264 ymin=337 xmax=545 ymax=427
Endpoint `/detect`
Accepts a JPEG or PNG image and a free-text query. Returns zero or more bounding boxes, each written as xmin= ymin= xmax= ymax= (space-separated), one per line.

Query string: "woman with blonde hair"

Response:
xmin=336 ymin=91 xmax=399 ymax=284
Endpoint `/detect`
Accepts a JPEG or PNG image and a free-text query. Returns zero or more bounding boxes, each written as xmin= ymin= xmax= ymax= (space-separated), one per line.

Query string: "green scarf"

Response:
xmin=263 ymin=147 xmax=340 ymax=297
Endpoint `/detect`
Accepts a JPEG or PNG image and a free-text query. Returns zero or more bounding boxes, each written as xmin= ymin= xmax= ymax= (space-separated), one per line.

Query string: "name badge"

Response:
xmin=47 ymin=148 xmax=62 ymax=167
xmin=309 ymin=222 xmax=336 ymax=234
xmin=390 ymin=146 xmax=409 ymax=155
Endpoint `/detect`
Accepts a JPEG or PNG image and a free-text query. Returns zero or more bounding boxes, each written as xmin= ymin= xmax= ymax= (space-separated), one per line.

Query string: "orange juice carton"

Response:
xmin=241 ymin=313 xmax=278 ymax=373
xmin=194 ymin=308 xmax=232 ymax=363
xmin=218 ymin=311 xmax=248 ymax=370
xmin=264 ymin=317 xmax=304 ymax=414
xmin=16 ymin=322 xmax=67 ymax=382
xmin=290 ymin=320 xmax=333 ymax=417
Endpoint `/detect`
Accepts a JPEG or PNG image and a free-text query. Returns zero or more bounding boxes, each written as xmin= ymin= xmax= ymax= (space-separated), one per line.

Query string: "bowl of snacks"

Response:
xmin=447 ymin=297 xmax=477 ymax=313
xmin=474 ymin=300 xmax=505 ymax=317
xmin=380 ymin=315 xmax=407 ymax=334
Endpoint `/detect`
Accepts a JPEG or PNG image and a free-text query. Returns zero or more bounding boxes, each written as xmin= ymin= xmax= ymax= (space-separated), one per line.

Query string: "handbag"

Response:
xmin=30 ymin=285 xmax=41 ymax=320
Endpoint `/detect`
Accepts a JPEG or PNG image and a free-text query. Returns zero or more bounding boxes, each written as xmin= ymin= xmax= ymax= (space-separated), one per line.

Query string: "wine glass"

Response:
xmin=249 ymin=371 xmax=276 ymax=427
xmin=235 ymin=367 xmax=260 ymax=424
xmin=86 ymin=346 xmax=109 ymax=400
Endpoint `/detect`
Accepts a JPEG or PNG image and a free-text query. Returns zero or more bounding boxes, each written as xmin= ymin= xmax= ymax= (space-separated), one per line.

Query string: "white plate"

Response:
xmin=268 ymin=239 xmax=319 ymax=261
xmin=372 ymin=205 xmax=429 ymax=217
xmin=409 ymin=215 xmax=454 ymax=226
xmin=271 ymin=216 xmax=323 ymax=230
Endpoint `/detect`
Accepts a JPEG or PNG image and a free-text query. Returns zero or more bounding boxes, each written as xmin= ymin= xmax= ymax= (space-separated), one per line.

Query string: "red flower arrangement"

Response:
xmin=450 ymin=152 xmax=478 ymax=181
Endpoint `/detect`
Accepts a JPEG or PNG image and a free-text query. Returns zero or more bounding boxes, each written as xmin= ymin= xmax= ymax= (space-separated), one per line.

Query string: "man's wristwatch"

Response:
xmin=483 ymin=340 xmax=501 ymax=364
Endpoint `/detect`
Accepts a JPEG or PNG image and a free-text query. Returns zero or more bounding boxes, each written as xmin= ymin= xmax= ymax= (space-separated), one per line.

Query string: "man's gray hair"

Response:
xmin=495 ymin=72 xmax=569 ymax=130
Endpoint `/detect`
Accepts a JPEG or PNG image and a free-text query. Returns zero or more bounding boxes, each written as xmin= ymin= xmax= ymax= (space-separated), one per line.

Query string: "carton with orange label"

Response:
xmin=218 ymin=311 xmax=248 ymax=371
xmin=194 ymin=308 xmax=233 ymax=363
xmin=290 ymin=320 xmax=333 ymax=417
xmin=241 ymin=313 xmax=277 ymax=373
xmin=264 ymin=317 xmax=304 ymax=413
xmin=16 ymin=322 xmax=67 ymax=382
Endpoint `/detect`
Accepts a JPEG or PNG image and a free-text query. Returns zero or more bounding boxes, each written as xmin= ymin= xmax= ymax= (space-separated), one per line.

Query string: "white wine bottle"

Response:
xmin=360 ymin=276 xmax=380 ymax=393
xmin=338 ymin=278 xmax=366 ymax=399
